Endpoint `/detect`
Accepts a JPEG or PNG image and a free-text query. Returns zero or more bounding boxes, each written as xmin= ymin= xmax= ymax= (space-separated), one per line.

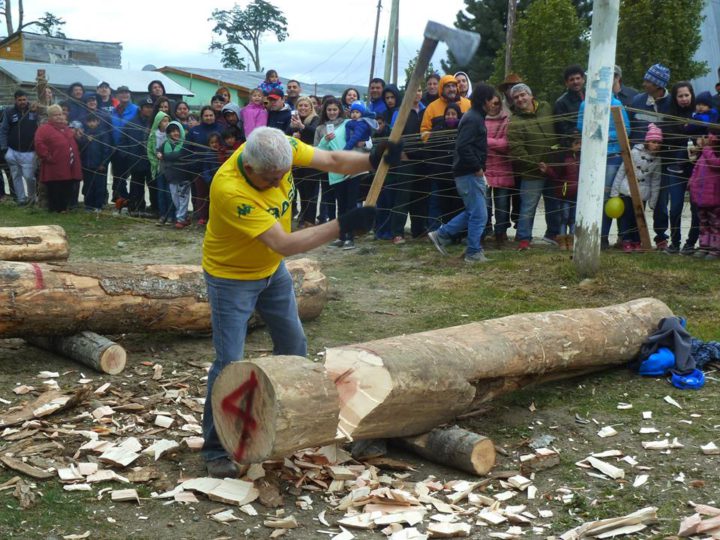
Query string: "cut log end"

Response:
xmin=400 ymin=427 xmax=496 ymax=476
xmin=99 ymin=344 xmax=127 ymax=375
xmin=212 ymin=361 xmax=278 ymax=464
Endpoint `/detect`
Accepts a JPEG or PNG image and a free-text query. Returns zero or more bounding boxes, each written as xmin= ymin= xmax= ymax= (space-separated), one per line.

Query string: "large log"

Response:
xmin=27 ymin=332 xmax=127 ymax=375
xmin=0 ymin=225 xmax=69 ymax=261
xmin=0 ymin=258 xmax=327 ymax=338
xmin=211 ymin=298 xmax=672 ymax=462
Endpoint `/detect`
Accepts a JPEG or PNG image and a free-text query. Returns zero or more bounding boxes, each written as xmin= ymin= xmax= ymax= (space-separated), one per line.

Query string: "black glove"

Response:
xmin=369 ymin=140 xmax=404 ymax=170
xmin=338 ymin=206 xmax=377 ymax=237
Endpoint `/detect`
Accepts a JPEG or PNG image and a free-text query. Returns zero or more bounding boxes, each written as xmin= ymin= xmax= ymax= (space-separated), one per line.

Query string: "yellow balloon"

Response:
xmin=605 ymin=197 xmax=625 ymax=219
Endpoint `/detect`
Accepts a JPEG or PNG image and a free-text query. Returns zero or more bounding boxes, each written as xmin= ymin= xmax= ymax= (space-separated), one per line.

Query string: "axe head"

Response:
xmin=424 ymin=21 xmax=481 ymax=67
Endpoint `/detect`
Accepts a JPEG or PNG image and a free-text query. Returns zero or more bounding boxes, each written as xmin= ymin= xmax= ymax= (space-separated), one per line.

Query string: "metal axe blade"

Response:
xmin=424 ymin=21 xmax=481 ymax=67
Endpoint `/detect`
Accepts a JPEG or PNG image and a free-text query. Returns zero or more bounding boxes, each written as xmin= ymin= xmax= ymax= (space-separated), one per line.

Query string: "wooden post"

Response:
xmin=574 ymin=0 xmax=620 ymax=277
xmin=368 ymin=0 xmax=383 ymax=86
xmin=611 ymin=106 xmax=652 ymax=250
xmin=36 ymin=69 xmax=47 ymax=103
xmin=383 ymin=0 xmax=399 ymax=84
xmin=504 ymin=0 xmax=516 ymax=77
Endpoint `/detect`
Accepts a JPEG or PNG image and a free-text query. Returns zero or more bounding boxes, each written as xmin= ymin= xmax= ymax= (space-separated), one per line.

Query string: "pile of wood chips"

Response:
xmin=0 ymin=365 xmax=669 ymax=539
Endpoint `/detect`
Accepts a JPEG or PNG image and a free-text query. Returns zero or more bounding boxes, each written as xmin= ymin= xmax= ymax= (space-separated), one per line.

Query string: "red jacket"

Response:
xmin=34 ymin=122 xmax=82 ymax=183
xmin=484 ymin=110 xmax=514 ymax=188
xmin=545 ymin=153 xmax=580 ymax=201
xmin=688 ymin=139 xmax=720 ymax=208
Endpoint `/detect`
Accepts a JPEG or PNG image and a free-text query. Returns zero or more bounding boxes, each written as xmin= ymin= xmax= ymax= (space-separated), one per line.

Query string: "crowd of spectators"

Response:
xmin=1 ymin=64 xmax=719 ymax=257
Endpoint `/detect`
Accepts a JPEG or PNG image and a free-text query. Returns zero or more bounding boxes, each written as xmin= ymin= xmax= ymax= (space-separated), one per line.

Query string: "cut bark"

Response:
xmin=212 ymin=299 xmax=672 ymax=462
xmin=0 ymin=258 xmax=327 ymax=338
xmin=27 ymin=332 xmax=127 ymax=375
xmin=0 ymin=225 xmax=69 ymax=261
xmin=212 ymin=356 xmax=340 ymax=463
xmin=396 ymin=427 xmax=495 ymax=476
xmin=0 ymin=387 xmax=90 ymax=428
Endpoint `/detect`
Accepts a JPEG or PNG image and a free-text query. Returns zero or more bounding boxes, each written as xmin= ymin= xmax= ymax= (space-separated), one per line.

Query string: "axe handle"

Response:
xmin=365 ymin=37 xmax=438 ymax=206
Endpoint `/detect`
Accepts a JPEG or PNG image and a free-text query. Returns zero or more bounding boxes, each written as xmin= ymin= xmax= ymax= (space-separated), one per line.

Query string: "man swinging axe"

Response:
xmin=201 ymin=126 xmax=402 ymax=478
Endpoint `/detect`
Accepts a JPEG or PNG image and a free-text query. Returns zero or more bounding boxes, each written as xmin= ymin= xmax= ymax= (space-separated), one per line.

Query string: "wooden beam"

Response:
xmin=611 ymin=106 xmax=652 ymax=250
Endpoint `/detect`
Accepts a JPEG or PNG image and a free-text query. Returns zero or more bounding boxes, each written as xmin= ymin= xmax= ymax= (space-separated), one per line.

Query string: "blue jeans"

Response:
xmin=438 ymin=174 xmax=488 ymax=255
xmin=517 ymin=178 xmax=556 ymax=241
xmin=602 ymin=154 xmax=623 ymax=240
xmin=654 ymin=162 xmax=697 ymax=246
xmin=559 ymin=200 xmax=576 ymax=235
xmin=202 ymin=262 xmax=307 ymax=462
xmin=155 ymin=174 xmax=175 ymax=221
xmin=619 ymin=195 xmax=644 ymax=243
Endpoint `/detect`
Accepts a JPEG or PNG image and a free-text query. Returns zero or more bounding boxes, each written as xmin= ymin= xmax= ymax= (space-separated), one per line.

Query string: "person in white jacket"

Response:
xmin=610 ymin=123 xmax=662 ymax=252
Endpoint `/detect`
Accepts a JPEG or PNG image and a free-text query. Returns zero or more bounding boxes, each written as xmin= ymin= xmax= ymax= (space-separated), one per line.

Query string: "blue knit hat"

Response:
xmin=696 ymin=91 xmax=714 ymax=108
xmin=644 ymin=63 xmax=671 ymax=89
xmin=350 ymin=101 xmax=367 ymax=114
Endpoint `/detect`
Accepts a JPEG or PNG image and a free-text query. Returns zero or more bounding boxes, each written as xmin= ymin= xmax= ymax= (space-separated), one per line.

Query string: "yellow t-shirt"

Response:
xmin=202 ymin=138 xmax=315 ymax=280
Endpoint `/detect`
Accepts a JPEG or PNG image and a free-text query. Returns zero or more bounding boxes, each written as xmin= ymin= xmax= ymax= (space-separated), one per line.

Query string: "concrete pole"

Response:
xmin=383 ymin=0 xmax=399 ymax=83
xmin=573 ymin=0 xmax=620 ymax=277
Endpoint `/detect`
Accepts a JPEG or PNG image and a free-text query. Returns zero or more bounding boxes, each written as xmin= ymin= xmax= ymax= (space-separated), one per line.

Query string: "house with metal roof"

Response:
xmin=156 ymin=66 xmax=361 ymax=107
xmin=0 ymin=60 xmax=193 ymax=105
xmin=0 ymin=31 xmax=122 ymax=68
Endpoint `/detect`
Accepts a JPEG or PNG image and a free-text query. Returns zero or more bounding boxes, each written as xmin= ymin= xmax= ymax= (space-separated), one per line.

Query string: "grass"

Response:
xmin=1 ymin=202 xmax=719 ymax=537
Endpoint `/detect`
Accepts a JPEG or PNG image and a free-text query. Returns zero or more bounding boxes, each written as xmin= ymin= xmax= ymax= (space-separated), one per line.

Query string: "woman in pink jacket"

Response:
xmin=483 ymin=92 xmax=515 ymax=246
xmin=34 ymin=104 xmax=82 ymax=212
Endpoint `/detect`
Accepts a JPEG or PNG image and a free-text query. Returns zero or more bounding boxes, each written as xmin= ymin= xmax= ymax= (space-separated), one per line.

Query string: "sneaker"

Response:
xmin=175 ymin=221 xmax=189 ymax=229
xmin=428 ymin=230 xmax=450 ymax=255
xmin=120 ymin=207 xmax=129 ymax=216
xmin=329 ymin=239 xmax=344 ymax=248
xmin=156 ymin=217 xmax=167 ymax=227
xmin=680 ymin=244 xmax=696 ymax=256
xmin=206 ymin=457 xmax=239 ymax=479
xmin=622 ymin=241 xmax=635 ymax=253
xmin=517 ymin=239 xmax=531 ymax=251
xmin=197 ymin=218 xmax=207 ymax=226
xmin=392 ymin=236 xmax=406 ymax=245
xmin=655 ymin=239 xmax=668 ymax=250
xmin=632 ymin=242 xmax=643 ymax=252
xmin=540 ymin=236 xmax=559 ymax=247
xmin=464 ymin=252 xmax=491 ymax=264
xmin=664 ymin=244 xmax=680 ymax=254
xmin=342 ymin=240 xmax=356 ymax=250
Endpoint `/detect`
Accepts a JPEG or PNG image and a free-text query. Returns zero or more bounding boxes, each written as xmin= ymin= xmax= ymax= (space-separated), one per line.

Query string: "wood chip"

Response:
xmin=664 ymin=395 xmax=682 ymax=409
xmin=57 ymin=465 xmax=83 ymax=482
xmin=701 ymin=442 xmax=720 ymax=455
xmin=13 ymin=478 xmax=35 ymax=508
xmin=143 ymin=439 xmax=179 ymax=460
xmin=0 ymin=388 xmax=88 ymax=427
xmin=94 ymin=382 xmax=111 ymax=395
xmin=63 ymin=531 xmax=91 ymax=540
xmin=183 ymin=436 xmax=204 ymax=451
xmin=639 ymin=427 xmax=659 ymax=434
xmin=86 ymin=470 xmax=128 ymax=484
xmin=507 ymin=475 xmax=532 ymax=491
xmin=152 ymin=364 xmax=163 ymax=380
xmin=263 ymin=515 xmax=298 ymax=529
xmin=597 ymin=426 xmax=618 ymax=438
xmin=99 ymin=446 xmax=140 ymax=468
xmin=560 ymin=506 xmax=657 ymax=540
xmin=77 ymin=462 xmax=98 ymax=476
xmin=329 ymin=465 xmax=357 ymax=480
xmin=587 ymin=457 xmax=624 ymax=480
xmin=633 ymin=475 xmax=648 ymax=488
xmin=207 ymin=478 xmax=259 ymax=506
xmin=12 ymin=385 xmax=34 ymax=395
xmin=63 ymin=483 xmax=92 ymax=492
xmin=111 ymin=488 xmax=139 ymax=502
xmin=0 ymin=455 xmax=54 ymax=479
xmin=246 ymin=463 xmax=265 ymax=480
xmin=92 ymin=406 xmax=114 ymax=419
xmin=154 ymin=415 xmax=173 ymax=428
xmin=642 ymin=411 xmax=652 ymax=419
xmin=427 ymin=522 xmax=472 ymax=538
xmin=210 ymin=509 xmax=239 ymax=523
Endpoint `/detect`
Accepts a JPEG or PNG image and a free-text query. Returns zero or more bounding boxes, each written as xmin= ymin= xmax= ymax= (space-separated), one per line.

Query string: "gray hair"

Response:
xmin=509 ymin=83 xmax=532 ymax=98
xmin=243 ymin=127 xmax=292 ymax=173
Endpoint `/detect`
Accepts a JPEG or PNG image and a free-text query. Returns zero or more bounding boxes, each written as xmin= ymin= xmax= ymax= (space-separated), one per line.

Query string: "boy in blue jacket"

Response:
xmin=344 ymin=102 xmax=378 ymax=150
xmin=79 ymin=113 xmax=112 ymax=211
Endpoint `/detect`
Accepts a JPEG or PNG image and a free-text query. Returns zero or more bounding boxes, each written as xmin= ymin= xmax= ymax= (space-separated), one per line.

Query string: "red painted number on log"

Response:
xmin=220 ymin=371 xmax=259 ymax=461
xmin=31 ymin=263 xmax=45 ymax=290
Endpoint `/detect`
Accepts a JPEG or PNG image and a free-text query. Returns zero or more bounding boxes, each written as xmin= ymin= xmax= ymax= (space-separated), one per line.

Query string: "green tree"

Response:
xmin=209 ymin=0 xmax=288 ymax=72
xmin=402 ymin=50 xmax=437 ymax=92
xmin=615 ymin=0 xmax=707 ymax=89
xmin=34 ymin=11 xmax=65 ymax=37
xmin=491 ymin=0 xmax=588 ymax=102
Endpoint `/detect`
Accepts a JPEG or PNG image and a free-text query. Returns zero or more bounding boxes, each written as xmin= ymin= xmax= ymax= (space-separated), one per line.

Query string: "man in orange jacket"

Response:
xmin=420 ymin=74 xmax=471 ymax=139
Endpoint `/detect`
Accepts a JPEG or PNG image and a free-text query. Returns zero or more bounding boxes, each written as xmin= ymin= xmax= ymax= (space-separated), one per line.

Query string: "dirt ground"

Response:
xmin=1 ymin=212 xmax=719 ymax=540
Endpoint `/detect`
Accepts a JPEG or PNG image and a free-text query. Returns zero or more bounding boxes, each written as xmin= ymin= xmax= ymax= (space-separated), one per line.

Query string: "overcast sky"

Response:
xmin=15 ymin=0 xmax=468 ymax=86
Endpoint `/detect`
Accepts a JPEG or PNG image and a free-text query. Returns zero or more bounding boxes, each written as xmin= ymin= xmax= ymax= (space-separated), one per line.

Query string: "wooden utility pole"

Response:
xmin=504 ymin=0 xmax=517 ymax=77
xmin=384 ymin=0 xmax=399 ymax=83
xmin=574 ymin=0 xmax=620 ymax=277
xmin=611 ymin=107 xmax=652 ymax=250
xmin=369 ymin=0 xmax=383 ymax=85
xmin=392 ymin=2 xmax=399 ymax=85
